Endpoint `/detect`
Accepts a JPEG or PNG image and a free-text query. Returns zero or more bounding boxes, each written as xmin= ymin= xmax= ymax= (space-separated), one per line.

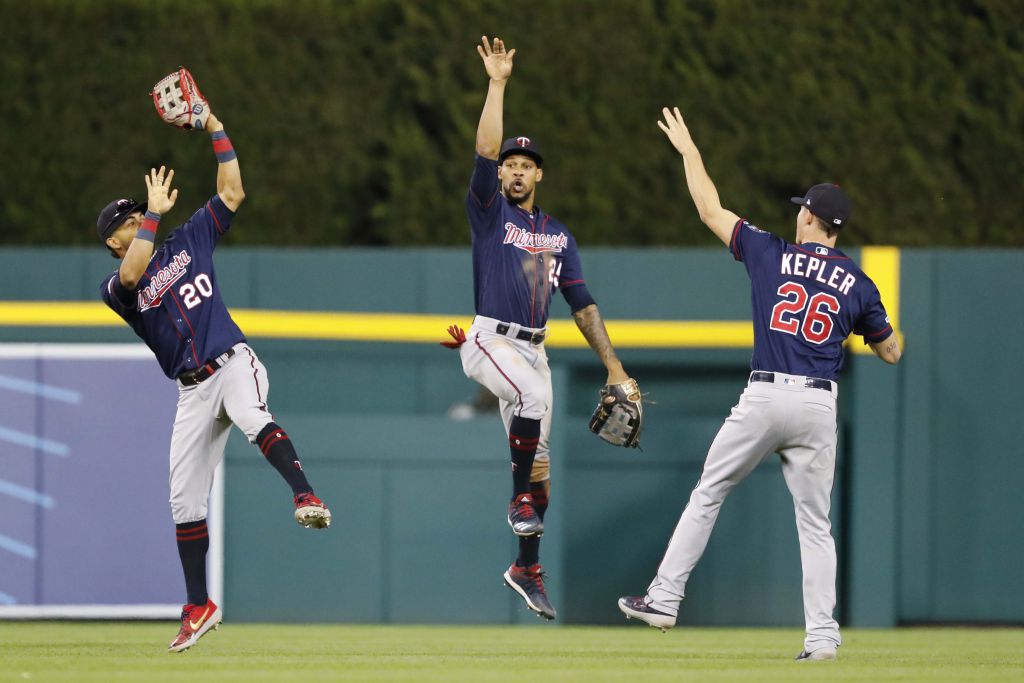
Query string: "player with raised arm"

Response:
xmin=441 ymin=37 xmax=641 ymax=620
xmin=96 ymin=69 xmax=331 ymax=653
xmin=617 ymin=107 xmax=901 ymax=661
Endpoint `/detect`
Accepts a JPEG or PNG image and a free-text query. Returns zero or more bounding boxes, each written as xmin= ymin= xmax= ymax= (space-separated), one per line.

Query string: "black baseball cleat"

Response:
xmin=618 ymin=595 xmax=676 ymax=632
xmin=504 ymin=562 xmax=556 ymax=620
xmin=507 ymin=493 xmax=544 ymax=537
xmin=795 ymin=647 xmax=838 ymax=661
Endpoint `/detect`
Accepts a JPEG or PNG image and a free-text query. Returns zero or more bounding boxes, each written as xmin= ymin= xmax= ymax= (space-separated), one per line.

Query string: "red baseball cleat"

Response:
xmin=294 ymin=492 xmax=332 ymax=529
xmin=168 ymin=599 xmax=222 ymax=653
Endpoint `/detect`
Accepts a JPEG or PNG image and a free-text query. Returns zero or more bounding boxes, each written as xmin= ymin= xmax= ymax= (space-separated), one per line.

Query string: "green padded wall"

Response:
xmin=1 ymin=246 xmax=1021 ymax=626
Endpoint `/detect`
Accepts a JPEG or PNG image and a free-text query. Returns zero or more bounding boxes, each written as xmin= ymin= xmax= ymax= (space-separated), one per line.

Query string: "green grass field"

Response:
xmin=0 ymin=623 xmax=1021 ymax=682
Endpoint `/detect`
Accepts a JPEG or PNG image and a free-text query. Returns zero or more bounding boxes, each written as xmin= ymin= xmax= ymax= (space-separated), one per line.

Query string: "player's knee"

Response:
xmin=517 ymin=392 xmax=549 ymax=421
xmin=170 ymin=497 xmax=208 ymax=525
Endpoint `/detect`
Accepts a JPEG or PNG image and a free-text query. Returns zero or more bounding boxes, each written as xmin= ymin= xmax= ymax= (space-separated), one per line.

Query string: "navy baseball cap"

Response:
xmin=96 ymin=197 xmax=147 ymax=241
xmin=499 ymin=136 xmax=543 ymax=167
xmin=790 ymin=184 xmax=851 ymax=229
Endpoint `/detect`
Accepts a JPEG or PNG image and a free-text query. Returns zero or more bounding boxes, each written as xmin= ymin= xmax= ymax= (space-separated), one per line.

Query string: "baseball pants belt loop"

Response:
xmin=749 ymin=371 xmax=834 ymax=392
xmin=176 ymin=347 xmax=237 ymax=387
xmin=494 ymin=322 xmax=547 ymax=345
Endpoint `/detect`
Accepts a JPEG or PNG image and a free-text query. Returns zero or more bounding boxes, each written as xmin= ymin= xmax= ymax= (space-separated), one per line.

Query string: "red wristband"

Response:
xmin=136 ymin=211 xmax=160 ymax=243
xmin=211 ymin=130 xmax=236 ymax=162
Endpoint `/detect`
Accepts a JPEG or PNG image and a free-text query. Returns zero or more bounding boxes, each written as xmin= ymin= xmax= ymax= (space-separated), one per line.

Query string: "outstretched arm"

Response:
xmin=573 ymin=304 xmax=629 ymax=385
xmin=119 ymin=166 xmax=177 ymax=288
xmin=657 ymin=107 xmax=741 ymax=246
xmin=475 ymin=36 xmax=515 ymax=160
xmin=205 ymin=112 xmax=245 ymax=212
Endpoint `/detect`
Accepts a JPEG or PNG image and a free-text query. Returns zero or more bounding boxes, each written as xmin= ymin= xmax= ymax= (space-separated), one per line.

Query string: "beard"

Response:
xmin=503 ymin=180 xmax=533 ymax=206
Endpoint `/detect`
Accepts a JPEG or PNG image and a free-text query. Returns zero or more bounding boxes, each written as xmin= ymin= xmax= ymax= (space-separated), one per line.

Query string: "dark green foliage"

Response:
xmin=1 ymin=0 xmax=1020 ymax=246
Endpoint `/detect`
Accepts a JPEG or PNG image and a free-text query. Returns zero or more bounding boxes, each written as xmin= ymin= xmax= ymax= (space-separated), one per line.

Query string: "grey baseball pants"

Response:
xmin=646 ymin=371 xmax=842 ymax=652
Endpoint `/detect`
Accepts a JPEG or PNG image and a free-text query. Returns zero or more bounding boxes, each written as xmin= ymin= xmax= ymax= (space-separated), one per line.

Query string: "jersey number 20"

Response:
xmin=179 ymin=273 xmax=213 ymax=310
xmin=769 ymin=282 xmax=840 ymax=344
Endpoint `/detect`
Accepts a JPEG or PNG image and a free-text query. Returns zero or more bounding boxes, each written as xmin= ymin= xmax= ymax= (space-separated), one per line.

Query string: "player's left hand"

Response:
xmin=588 ymin=377 xmax=644 ymax=448
xmin=145 ymin=165 xmax=178 ymax=215
xmin=657 ymin=106 xmax=696 ymax=156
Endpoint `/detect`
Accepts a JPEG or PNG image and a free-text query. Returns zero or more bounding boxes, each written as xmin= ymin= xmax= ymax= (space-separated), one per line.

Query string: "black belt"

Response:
xmin=750 ymin=371 xmax=833 ymax=391
xmin=495 ymin=322 xmax=546 ymax=345
xmin=177 ymin=348 xmax=236 ymax=386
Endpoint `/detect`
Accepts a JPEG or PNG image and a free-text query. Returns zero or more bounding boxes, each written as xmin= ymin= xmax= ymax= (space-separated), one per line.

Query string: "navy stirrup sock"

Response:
xmin=508 ymin=416 xmax=541 ymax=496
xmin=517 ymin=483 xmax=550 ymax=567
xmin=256 ymin=422 xmax=313 ymax=496
xmin=176 ymin=520 xmax=209 ymax=606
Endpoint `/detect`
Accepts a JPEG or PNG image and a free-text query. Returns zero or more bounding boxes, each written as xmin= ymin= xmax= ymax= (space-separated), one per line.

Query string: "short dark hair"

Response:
xmin=815 ymin=214 xmax=842 ymax=239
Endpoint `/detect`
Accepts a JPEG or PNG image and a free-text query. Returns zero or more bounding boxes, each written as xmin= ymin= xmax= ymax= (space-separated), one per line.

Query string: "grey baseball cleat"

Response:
xmin=507 ymin=493 xmax=544 ymax=537
xmin=618 ymin=595 xmax=676 ymax=632
xmin=795 ymin=647 xmax=838 ymax=661
xmin=504 ymin=562 xmax=556 ymax=620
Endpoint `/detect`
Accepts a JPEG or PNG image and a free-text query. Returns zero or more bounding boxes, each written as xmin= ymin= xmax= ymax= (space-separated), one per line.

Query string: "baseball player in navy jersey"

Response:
xmin=442 ymin=37 xmax=636 ymax=620
xmin=618 ymin=107 xmax=902 ymax=661
xmin=97 ymin=108 xmax=331 ymax=652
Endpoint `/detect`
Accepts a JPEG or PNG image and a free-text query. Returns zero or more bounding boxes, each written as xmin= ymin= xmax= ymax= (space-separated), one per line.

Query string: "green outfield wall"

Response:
xmin=0 ymin=247 xmax=1020 ymax=626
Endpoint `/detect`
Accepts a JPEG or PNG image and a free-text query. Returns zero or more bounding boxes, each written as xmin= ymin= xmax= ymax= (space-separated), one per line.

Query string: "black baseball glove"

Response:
xmin=588 ymin=378 xmax=643 ymax=448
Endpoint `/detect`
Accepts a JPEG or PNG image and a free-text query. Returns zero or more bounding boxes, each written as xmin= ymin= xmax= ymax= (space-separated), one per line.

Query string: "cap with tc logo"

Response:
xmin=790 ymin=184 xmax=851 ymax=229
xmin=96 ymin=197 xmax=148 ymax=241
xmin=499 ymin=136 xmax=543 ymax=167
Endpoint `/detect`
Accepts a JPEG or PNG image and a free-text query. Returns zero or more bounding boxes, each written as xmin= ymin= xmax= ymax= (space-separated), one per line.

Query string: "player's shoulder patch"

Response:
xmin=742 ymin=221 xmax=768 ymax=234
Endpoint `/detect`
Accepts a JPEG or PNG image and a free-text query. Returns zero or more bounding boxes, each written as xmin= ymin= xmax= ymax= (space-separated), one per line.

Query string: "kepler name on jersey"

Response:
xmin=780 ymin=250 xmax=856 ymax=295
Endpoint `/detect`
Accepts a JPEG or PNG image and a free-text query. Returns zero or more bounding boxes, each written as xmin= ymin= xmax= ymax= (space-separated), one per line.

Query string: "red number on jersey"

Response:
xmin=769 ymin=282 xmax=807 ymax=335
xmin=802 ymin=292 xmax=841 ymax=344
xmin=769 ymin=281 xmax=841 ymax=345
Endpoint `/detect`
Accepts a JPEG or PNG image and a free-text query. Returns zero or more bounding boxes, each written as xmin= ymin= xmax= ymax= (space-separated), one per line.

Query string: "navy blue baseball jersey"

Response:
xmin=101 ymin=195 xmax=245 ymax=379
xmin=729 ymin=219 xmax=892 ymax=381
xmin=466 ymin=154 xmax=587 ymax=328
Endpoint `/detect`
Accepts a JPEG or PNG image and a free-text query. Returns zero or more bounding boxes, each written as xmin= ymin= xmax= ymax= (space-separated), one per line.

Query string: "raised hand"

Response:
xmin=477 ymin=35 xmax=515 ymax=81
xmin=144 ymin=165 xmax=178 ymax=215
xmin=657 ymin=107 xmax=696 ymax=156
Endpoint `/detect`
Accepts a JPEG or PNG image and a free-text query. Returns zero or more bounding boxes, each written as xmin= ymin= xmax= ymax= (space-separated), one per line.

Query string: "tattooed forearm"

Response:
xmin=885 ymin=338 xmax=898 ymax=354
xmin=573 ymin=304 xmax=624 ymax=375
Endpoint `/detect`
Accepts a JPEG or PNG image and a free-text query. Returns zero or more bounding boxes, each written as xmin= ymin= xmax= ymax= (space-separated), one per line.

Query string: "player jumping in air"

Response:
xmin=96 ymin=82 xmax=331 ymax=652
xmin=618 ymin=107 xmax=902 ymax=661
xmin=442 ymin=37 xmax=636 ymax=620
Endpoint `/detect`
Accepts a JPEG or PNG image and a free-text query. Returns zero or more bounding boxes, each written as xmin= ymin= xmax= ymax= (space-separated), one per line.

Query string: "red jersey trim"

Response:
xmin=729 ymin=219 xmax=744 ymax=262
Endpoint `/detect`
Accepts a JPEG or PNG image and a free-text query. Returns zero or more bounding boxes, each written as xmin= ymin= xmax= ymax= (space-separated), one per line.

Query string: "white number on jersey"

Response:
xmin=548 ymin=259 xmax=562 ymax=288
xmin=179 ymin=273 xmax=214 ymax=310
xmin=769 ymin=281 xmax=840 ymax=345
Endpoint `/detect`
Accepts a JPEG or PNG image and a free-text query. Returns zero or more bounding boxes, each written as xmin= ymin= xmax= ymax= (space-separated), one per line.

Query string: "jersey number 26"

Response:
xmin=769 ymin=281 xmax=840 ymax=344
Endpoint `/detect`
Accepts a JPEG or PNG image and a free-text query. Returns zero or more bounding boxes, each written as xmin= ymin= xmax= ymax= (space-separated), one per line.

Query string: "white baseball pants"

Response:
xmin=646 ymin=372 xmax=842 ymax=652
xmin=168 ymin=343 xmax=275 ymax=523
xmin=460 ymin=316 xmax=552 ymax=482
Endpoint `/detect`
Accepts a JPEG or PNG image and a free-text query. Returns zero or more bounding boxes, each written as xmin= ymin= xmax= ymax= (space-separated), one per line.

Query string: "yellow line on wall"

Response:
xmin=848 ymin=246 xmax=901 ymax=355
xmin=0 ymin=301 xmax=752 ymax=349
xmin=0 ymin=245 xmax=900 ymax=351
